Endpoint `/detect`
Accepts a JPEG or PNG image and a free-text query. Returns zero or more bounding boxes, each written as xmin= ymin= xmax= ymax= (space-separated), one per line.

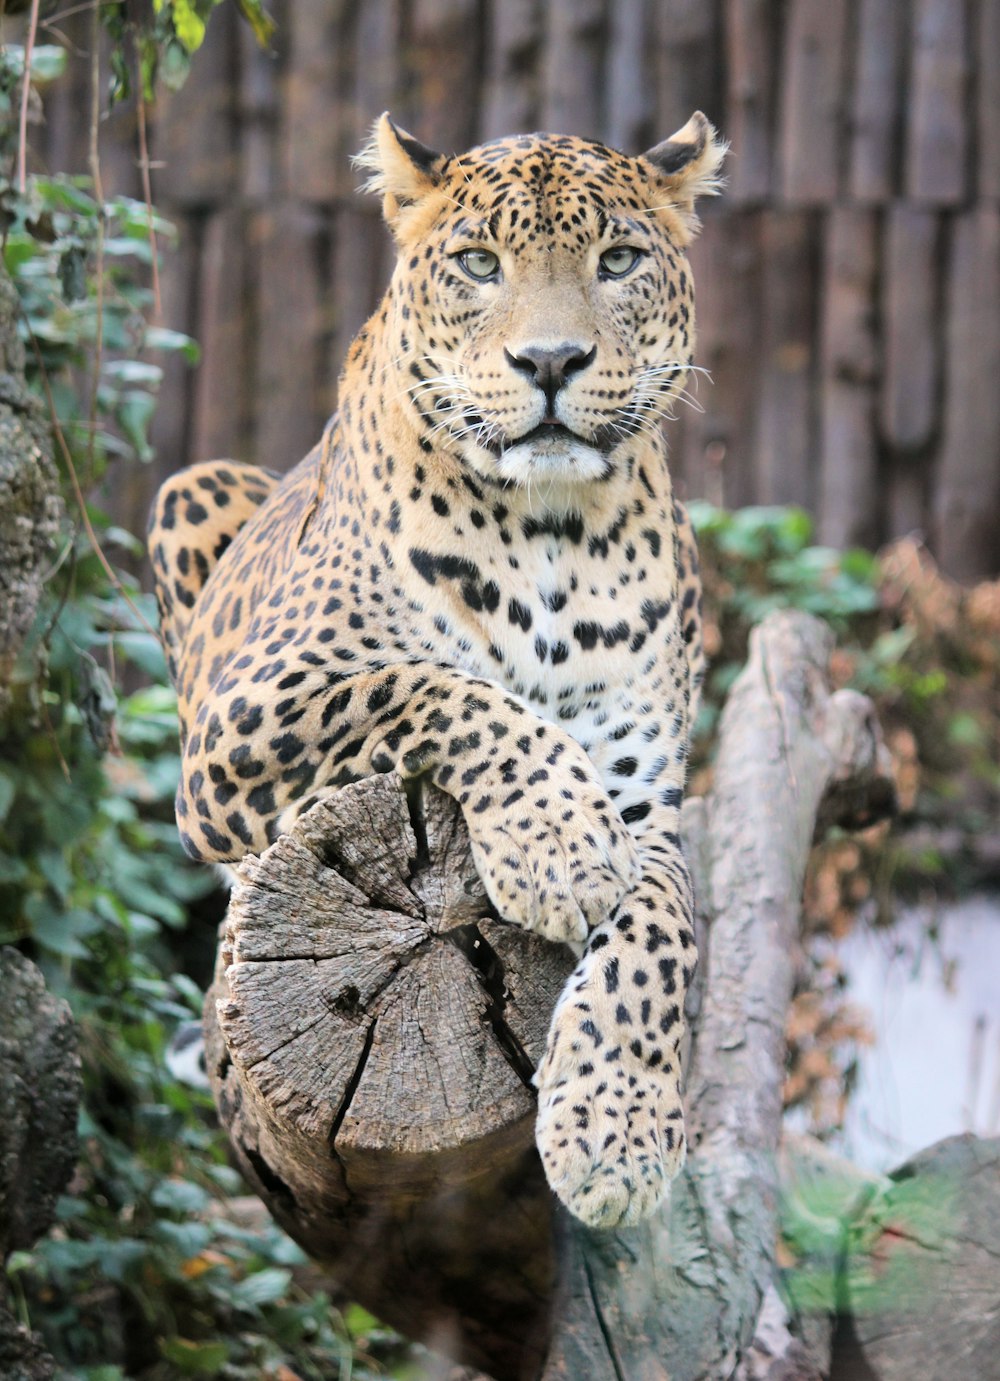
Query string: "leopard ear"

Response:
xmin=640 ymin=112 xmax=727 ymax=240
xmin=353 ymin=112 xmax=444 ymax=228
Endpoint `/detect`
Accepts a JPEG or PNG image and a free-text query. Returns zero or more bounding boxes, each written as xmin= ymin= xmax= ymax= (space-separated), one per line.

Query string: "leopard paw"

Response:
xmin=533 ymin=986 xmax=686 ymax=1227
xmin=465 ymin=781 xmax=639 ymax=944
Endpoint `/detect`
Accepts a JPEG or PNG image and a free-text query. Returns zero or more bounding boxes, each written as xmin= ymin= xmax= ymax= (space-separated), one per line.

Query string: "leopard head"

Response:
xmin=356 ymin=113 xmax=726 ymax=494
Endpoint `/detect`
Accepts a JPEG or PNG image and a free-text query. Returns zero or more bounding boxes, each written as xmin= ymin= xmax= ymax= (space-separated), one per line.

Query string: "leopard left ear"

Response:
xmin=353 ymin=112 xmax=445 ymax=230
xmin=640 ymin=112 xmax=727 ymax=239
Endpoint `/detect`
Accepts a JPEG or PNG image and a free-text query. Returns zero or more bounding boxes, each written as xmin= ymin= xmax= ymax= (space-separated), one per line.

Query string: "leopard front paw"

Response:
xmin=534 ymin=1000 xmax=686 ymax=1228
xmin=465 ymin=789 xmax=639 ymax=943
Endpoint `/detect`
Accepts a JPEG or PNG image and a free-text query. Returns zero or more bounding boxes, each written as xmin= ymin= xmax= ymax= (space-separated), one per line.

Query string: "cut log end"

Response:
xmin=205 ymin=771 xmax=574 ymax=1379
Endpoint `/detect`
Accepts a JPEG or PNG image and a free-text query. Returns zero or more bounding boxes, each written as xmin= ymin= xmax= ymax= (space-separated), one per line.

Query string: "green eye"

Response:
xmin=459 ymin=249 xmax=501 ymax=281
xmin=599 ymin=246 xmax=641 ymax=277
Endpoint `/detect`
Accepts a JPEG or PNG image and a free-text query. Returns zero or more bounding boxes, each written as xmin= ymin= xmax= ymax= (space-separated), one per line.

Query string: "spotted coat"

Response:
xmin=148 ymin=110 xmax=725 ymax=1228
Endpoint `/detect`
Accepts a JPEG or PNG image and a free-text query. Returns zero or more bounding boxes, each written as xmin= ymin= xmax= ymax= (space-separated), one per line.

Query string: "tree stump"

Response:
xmin=205 ymin=610 xmax=897 ymax=1379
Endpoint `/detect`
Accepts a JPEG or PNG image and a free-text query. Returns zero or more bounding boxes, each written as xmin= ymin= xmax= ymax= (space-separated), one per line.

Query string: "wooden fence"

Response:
xmin=32 ymin=0 xmax=1000 ymax=579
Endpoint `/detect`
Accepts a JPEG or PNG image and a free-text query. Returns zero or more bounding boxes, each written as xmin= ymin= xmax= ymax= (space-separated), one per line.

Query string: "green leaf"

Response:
xmin=171 ymin=0 xmax=208 ymax=53
xmin=158 ymin=1339 xmax=230 ymax=1375
xmin=0 ymin=770 xmax=16 ymax=825
xmin=236 ymin=0 xmax=277 ymax=46
xmin=145 ymin=325 xmax=200 ymax=363
xmin=231 ymin=1266 xmax=293 ymax=1309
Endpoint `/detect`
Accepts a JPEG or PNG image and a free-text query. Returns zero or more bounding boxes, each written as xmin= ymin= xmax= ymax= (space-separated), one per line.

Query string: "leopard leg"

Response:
xmin=148 ymin=461 xmax=279 ymax=686
xmin=534 ymin=806 xmax=695 ymax=1227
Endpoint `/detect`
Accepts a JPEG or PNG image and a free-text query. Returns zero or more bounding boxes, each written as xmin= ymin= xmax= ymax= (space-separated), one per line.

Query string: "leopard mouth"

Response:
xmin=482 ymin=419 xmax=618 ymax=458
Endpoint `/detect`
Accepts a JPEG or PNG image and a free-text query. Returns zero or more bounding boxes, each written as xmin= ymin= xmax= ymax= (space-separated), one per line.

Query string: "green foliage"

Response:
xmin=1 ymin=31 xmax=411 ymax=1381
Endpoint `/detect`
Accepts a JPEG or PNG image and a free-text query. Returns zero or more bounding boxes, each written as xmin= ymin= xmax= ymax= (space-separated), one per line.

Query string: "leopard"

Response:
xmin=148 ymin=110 xmax=726 ymax=1229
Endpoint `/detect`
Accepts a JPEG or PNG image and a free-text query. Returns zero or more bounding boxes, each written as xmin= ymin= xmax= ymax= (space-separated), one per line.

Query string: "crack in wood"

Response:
xmin=328 ymin=1015 xmax=378 ymax=1148
xmin=447 ymin=924 xmax=538 ymax=1091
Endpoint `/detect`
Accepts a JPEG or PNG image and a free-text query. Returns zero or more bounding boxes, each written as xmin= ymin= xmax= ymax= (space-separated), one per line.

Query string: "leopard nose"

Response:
xmin=504 ymin=342 xmax=597 ymax=408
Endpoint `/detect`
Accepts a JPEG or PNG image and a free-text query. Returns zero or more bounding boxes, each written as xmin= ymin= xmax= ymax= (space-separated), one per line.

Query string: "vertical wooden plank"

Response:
xmin=405 ymin=0 xmax=482 ymax=152
xmin=329 ymin=207 xmax=394 ymax=397
xmin=817 ymin=209 xmax=880 ymax=550
xmin=345 ymin=0 xmax=402 ymax=176
xmin=152 ymin=4 xmax=238 ymax=208
xmin=675 ymin=210 xmax=763 ymax=509
xmin=977 ymin=0 xmax=1000 ymax=200
xmin=905 ymin=0 xmax=969 ymax=206
xmin=754 ymin=210 xmax=818 ymax=510
xmin=249 ymin=206 xmax=328 ymax=471
xmin=189 ymin=210 xmax=253 ymax=462
xmin=148 ymin=217 xmax=199 ymax=484
xmin=848 ymin=0 xmax=907 ymax=202
xmin=881 ymin=206 xmax=941 ymax=542
xmin=237 ymin=0 xmax=284 ymax=202
xmin=282 ymin=0 xmax=352 ymax=201
xmin=481 ymin=0 xmax=542 ymax=139
xmin=541 ymin=0 xmax=607 ymax=136
xmin=881 ymin=207 xmax=939 ymax=454
xmin=723 ymin=0 xmax=775 ymax=205
xmin=605 ymin=0 xmax=654 ymax=152
xmin=652 ymin=0 xmax=722 ymax=136
xmin=777 ymin=0 xmax=850 ymax=205
xmin=934 ymin=210 xmax=1000 ymax=578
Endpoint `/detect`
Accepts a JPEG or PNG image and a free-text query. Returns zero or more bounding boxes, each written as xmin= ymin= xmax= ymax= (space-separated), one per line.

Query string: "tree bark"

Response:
xmin=205 ymin=610 xmax=897 ymax=1379
xmin=0 ymin=266 xmax=63 ymax=711
xmin=0 ymin=948 xmax=82 ymax=1380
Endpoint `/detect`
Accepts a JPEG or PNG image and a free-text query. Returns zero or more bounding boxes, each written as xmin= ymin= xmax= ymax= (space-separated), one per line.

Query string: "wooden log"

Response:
xmin=282 ymin=0 xmax=351 ymax=202
xmin=934 ymin=208 xmax=1000 ymax=579
xmin=677 ymin=209 xmax=763 ymax=509
xmin=848 ymin=0 xmax=907 ymax=203
xmin=206 ymin=773 xmax=568 ymax=1380
xmin=978 ymin=0 xmax=1000 ymax=200
xmin=777 ymin=0 xmax=849 ymax=205
xmin=248 ymin=205 xmax=328 ymax=471
xmin=754 ymin=210 xmax=817 ymax=509
xmin=406 ymin=0 xmax=482 ymax=153
xmin=189 ymin=210 xmax=253 ymax=464
xmin=236 ymin=0 xmax=284 ymax=202
xmin=817 ymin=209 xmax=880 ymax=550
xmin=481 ymin=0 xmax=542 ymax=140
xmin=205 ymin=610 xmax=896 ymax=1379
xmin=723 ymin=0 xmax=776 ymax=205
xmin=652 ymin=0 xmax=722 ymax=138
xmin=328 ymin=206 xmax=393 ymax=397
xmin=540 ymin=0 xmax=606 ymax=137
xmin=604 ymin=0 xmax=653 ymax=153
xmin=151 ymin=3 xmax=238 ymax=208
xmin=904 ymin=0 xmax=969 ymax=206
xmin=880 ymin=207 xmax=940 ymax=541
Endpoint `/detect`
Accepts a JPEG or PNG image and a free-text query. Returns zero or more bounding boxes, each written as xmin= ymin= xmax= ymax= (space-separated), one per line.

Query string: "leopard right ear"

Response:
xmin=353 ymin=113 xmax=444 ymax=228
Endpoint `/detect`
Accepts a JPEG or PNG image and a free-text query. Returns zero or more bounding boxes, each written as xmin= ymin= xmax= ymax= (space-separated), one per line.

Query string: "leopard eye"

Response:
xmin=458 ymin=249 xmax=501 ymax=281
xmin=599 ymin=246 xmax=641 ymax=278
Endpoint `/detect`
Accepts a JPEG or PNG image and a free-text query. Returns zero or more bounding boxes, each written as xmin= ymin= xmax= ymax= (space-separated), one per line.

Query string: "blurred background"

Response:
xmin=32 ymin=0 xmax=1000 ymax=580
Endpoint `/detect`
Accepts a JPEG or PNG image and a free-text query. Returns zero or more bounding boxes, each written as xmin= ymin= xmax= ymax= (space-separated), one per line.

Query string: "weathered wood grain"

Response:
xmin=817 ymin=209 xmax=880 ymax=549
xmin=754 ymin=210 xmax=817 ymax=509
xmin=481 ymin=0 xmax=541 ymax=140
xmin=905 ymin=0 xmax=969 ymax=205
xmin=778 ymin=0 xmax=849 ymax=204
xmin=723 ymin=0 xmax=775 ymax=204
xmin=881 ymin=206 xmax=939 ymax=541
xmin=248 ymin=205 xmax=328 ymax=470
xmin=934 ymin=208 xmax=1000 ymax=578
xmin=189 ymin=210 xmax=253 ymax=463
xmin=848 ymin=0 xmax=907 ymax=202
xmin=540 ymin=0 xmax=606 ymax=136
